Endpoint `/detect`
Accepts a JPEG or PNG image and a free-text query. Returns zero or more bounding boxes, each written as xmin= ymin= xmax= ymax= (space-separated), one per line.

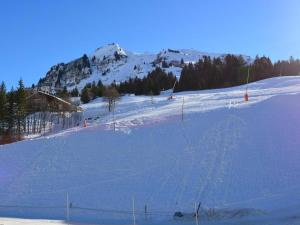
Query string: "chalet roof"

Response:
xmin=27 ymin=90 xmax=83 ymax=112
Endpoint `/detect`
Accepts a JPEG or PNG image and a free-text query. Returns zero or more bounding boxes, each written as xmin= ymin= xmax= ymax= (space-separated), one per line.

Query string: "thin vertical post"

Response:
xmin=280 ymin=64 xmax=282 ymax=76
xmin=194 ymin=202 xmax=199 ymax=225
xmin=181 ymin=97 xmax=185 ymax=121
xmin=246 ymin=67 xmax=250 ymax=84
xmin=66 ymin=192 xmax=70 ymax=224
xmin=144 ymin=204 xmax=147 ymax=220
xmin=113 ymin=101 xmax=115 ymax=132
xmin=246 ymin=67 xmax=250 ymax=93
xmin=132 ymin=197 xmax=136 ymax=225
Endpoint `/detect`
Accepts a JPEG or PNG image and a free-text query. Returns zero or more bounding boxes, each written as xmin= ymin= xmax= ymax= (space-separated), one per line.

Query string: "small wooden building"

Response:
xmin=26 ymin=90 xmax=82 ymax=113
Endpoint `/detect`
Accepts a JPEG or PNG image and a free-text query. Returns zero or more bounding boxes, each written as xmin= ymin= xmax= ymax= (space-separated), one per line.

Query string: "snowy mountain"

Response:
xmin=38 ymin=43 xmax=252 ymax=92
xmin=1 ymin=76 xmax=300 ymax=225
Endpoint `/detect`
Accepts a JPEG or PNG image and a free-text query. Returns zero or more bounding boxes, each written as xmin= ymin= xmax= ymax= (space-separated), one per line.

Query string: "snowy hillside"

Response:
xmin=1 ymin=76 xmax=300 ymax=225
xmin=38 ymin=43 xmax=252 ymax=92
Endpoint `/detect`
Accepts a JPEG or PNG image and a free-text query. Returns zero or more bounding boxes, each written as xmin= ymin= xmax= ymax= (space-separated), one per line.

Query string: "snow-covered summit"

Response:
xmin=91 ymin=43 xmax=127 ymax=60
xmin=38 ymin=43 xmax=252 ymax=92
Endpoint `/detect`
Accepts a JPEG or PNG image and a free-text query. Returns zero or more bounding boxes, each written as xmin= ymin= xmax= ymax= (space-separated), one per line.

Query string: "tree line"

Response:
xmin=79 ymin=68 xmax=177 ymax=104
xmin=118 ymin=67 xmax=177 ymax=95
xmin=79 ymin=80 xmax=120 ymax=112
xmin=78 ymin=55 xmax=300 ymax=104
xmin=0 ymin=79 xmax=83 ymax=143
xmin=80 ymin=80 xmax=105 ymax=103
xmin=0 ymin=79 xmax=27 ymax=137
xmin=175 ymin=55 xmax=300 ymax=92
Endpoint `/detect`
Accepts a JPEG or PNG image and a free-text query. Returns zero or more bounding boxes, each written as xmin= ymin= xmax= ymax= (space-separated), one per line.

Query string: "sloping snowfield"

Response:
xmin=1 ymin=76 xmax=300 ymax=225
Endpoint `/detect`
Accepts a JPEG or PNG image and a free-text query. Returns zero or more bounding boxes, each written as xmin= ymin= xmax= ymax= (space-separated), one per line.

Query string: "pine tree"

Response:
xmin=0 ymin=82 xmax=7 ymax=133
xmin=97 ymin=80 xmax=104 ymax=97
xmin=80 ymin=87 xmax=90 ymax=104
xmin=70 ymin=87 xmax=79 ymax=97
xmin=82 ymin=54 xmax=90 ymax=68
xmin=181 ymin=58 xmax=184 ymax=65
xmin=7 ymin=87 xmax=16 ymax=134
xmin=91 ymin=81 xmax=98 ymax=99
xmin=15 ymin=79 xmax=27 ymax=135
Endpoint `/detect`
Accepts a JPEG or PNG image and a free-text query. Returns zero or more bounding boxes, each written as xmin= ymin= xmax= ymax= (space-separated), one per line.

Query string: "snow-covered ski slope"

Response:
xmin=1 ymin=76 xmax=300 ymax=225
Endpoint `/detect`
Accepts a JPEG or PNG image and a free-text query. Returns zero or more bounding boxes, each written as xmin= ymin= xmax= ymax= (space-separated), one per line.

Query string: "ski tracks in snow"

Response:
xmin=194 ymin=114 xmax=246 ymax=206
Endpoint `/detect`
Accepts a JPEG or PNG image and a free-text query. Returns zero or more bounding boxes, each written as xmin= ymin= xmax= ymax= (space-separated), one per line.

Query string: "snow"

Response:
xmin=157 ymin=48 xmax=252 ymax=64
xmin=72 ymin=43 xmax=252 ymax=92
xmin=1 ymin=76 xmax=300 ymax=225
xmin=91 ymin=43 xmax=127 ymax=60
xmin=0 ymin=218 xmax=68 ymax=225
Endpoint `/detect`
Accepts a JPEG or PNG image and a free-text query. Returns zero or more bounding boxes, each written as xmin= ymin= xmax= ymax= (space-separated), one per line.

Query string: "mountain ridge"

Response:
xmin=37 ymin=43 xmax=252 ymax=93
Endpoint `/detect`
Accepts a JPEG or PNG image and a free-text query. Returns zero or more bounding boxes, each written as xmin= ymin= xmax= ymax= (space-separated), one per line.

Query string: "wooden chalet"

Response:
xmin=26 ymin=90 xmax=82 ymax=113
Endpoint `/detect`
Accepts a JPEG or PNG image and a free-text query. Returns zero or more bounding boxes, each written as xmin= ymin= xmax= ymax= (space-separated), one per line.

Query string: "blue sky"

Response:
xmin=0 ymin=0 xmax=299 ymax=88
